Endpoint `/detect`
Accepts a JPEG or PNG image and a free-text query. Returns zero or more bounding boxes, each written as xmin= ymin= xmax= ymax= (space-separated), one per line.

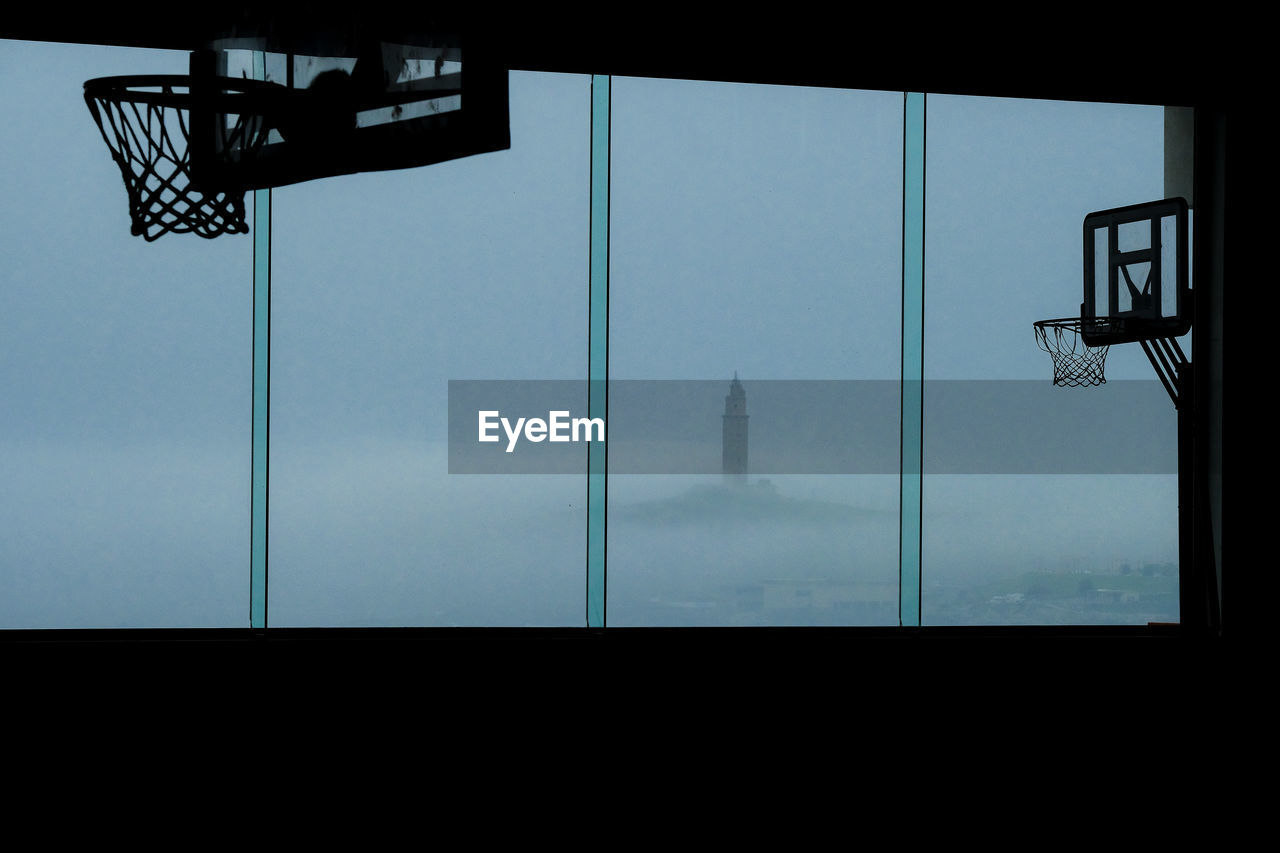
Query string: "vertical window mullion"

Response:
xmin=586 ymin=74 xmax=610 ymax=628
xmin=900 ymin=92 xmax=925 ymax=627
xmin=249 ymin=51 xmax=270 ymax=630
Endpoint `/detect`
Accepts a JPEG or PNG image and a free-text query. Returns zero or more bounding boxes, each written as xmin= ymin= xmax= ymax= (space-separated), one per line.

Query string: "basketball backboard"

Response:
xmin=81 ymin=20 xmax=510 ymax=238
xmin=189 ymin=26 xmax=509 ymax=192
xmin=1080 ymin=197 xmax=1190 ymax=346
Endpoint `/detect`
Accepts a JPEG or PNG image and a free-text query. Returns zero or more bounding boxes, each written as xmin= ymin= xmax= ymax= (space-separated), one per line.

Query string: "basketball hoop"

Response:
xmin=84 ymin=75 xmax=280 ymax=240
xmin=1033 ymin=318 xmax=1110 ymax=387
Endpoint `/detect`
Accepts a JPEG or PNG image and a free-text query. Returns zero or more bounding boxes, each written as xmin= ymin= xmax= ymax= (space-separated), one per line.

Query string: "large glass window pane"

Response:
xmin=923 ymin=95 xmax=1180 ymax=625
xmin=0 ymin=41 xmax=251 ymax=627
xmin=607 ymin=78 xmax=903 ymax=626
xmin=268 ymin=72 xmax=589 ymax=626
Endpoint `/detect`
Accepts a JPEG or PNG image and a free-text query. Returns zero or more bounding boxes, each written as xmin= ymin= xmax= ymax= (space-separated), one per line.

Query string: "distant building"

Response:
xmin=722 ymin=373 xmax=748 ymax=481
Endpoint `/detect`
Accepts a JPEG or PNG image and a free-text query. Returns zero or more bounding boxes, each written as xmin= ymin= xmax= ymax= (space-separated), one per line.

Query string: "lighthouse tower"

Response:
xmin=722 ymin=373 xmax=748 ymax=483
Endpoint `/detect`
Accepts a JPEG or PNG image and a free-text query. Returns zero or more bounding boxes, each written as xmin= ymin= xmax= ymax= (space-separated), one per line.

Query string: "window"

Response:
xmin=0 ymin=38 xmax=1195 ymax=632
xmin=605 ymin=78 xmax=903 ymax=626
xmin=0 ymin=42 xmax=250 ymax=627
xmin=921 ymin=95 xmax=1179 ymax=625
xmin=267 ymin=72 xmax=591 ymax=626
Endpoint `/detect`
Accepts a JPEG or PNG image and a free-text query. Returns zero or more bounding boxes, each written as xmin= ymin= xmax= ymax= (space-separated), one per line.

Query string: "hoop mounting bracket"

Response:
xmin=1138 ymin=336 xmax=1189 ymax=409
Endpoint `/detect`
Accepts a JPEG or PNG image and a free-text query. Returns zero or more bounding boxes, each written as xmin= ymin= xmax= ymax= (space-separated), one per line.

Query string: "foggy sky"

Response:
xmin=0 ymin=40 xmax=1177 ymax=627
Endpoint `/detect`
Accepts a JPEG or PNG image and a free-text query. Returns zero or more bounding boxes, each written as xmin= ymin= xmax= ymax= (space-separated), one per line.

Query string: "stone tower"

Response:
xmin=722 ymin=373 xmax=748 ymax=481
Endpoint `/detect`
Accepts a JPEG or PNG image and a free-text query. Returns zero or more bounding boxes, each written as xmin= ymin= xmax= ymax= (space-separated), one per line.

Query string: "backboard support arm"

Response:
xmin=1139 ymin=336 xmax=1189 ymax=409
